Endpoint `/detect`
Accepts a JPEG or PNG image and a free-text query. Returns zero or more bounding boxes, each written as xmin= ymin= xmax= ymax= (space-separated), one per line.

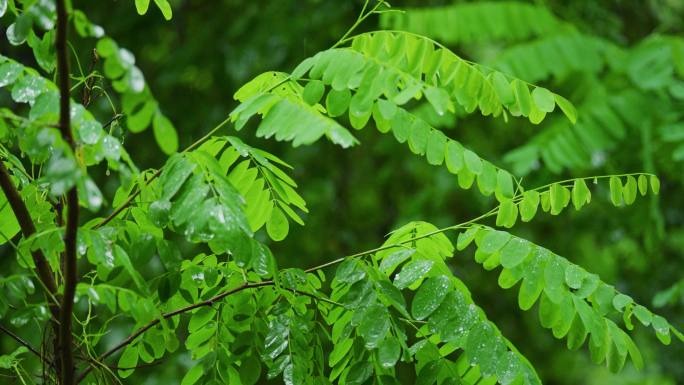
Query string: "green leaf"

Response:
xmin=491 ymin=72 xmax=514 ymax=105
xmin=266 ymin=207 xmax=289 ymax=241
xmin=0 ymin=62 xmax=23 ymax=88
xmin=379 ymin=248 xmax=415 ymax=275
xmin=0 ymin=189 xmax=20 ymax=245
xmin=127 ymin=100 xmax=156 ymax=133
xmin=153 ymin=112 xmax=178 ymax=155
xmin=553 ymin=93 xmax=577 ymax=124
xmin=512 ymin=79 xmax=532 ymax=116
xmin=240 ymin=356 xmax=262 ymax=385
xmin=426 ymin=129 xmax=447 ymax=166
xmin=188 ymin=308 xmax=216 ymax=333
xmin=463 ymin=149 xmax=483 ymax=175
xmin=549 ymin=183 xmax=569 ymax=215
xmin=180 ymin=364 xmax=204 ymax=385
xmin=650 ymin=175 xmax=660 ymax=194
xmin=462 ymin=172 xmax=477 ymax=191
xmin=408 ymin=119 xmax=430 ymax=155
xmin=117 ymin=345 xmax=139 ymax=378
xmin=377 ymin=337 xmax=401 ymax=368
xmin=609 ymin=176 xmax=623 ymax=206
xmin=564 ymin=264 xmax=586 ymax=290
xmin=623 ymin=175 xmax=637 ymax=205
xmin=253 ymin=243 xmax=277 ymax=278
xmin=424 ymin=86 xmax=450 ymax=116
xmin=465 ymin=322 xmax=501 ymax=376
xmin=329 ymin=338 xmax=353 ymax=367
xmin=612 ymin=294 xmax=633 ymax=312
xmin=495 ymin=169 xmax=515 ymax=200
xmin=154 ymin=0 xmax=173 ymax=20
xmin=336 ymin=259 xmax=366 ymax=284
xmin=531 ymin=87 xmax=555 ymax=113
xmin=571 ymin=179 xmax=591 ymax=210
xmin=496 ymin=199 xmax=518 ymax=228
xmin=393 ymin=259 xmax=434 ymax=290
xmin=519 ymin=253 xmax=546 ymax=310
xmin=135 ymin=0 xmax=150 ymax=14
xmin=326 ymin=89 xmax=351 ymax=117
xmin=637 ymin=175 xmax=648 ymax=196
xmin=500 ymin=238 xmax=532 ymax=269
xmin=477 ymin=162 xmax=497 ymax=196
xmin=411 ymin=275 xmax=452 ymax=320
xmin=445 ymin=140 xmax=464 ymax=174
xmin=302 ymin=80 xmax=325 ymax=105
xmin=478 ymin=229 xmax=511 ymax=254
xmin=358 ymin=304 xmax=390 ymax=348
xmin=633 ymin=305 xmax=653 ymax=326
xmin=457 ymin=227 xmax=478 ymax=250
xmin=7 ymin=15 xmax=31 ymax=46
xmin=346 ymin=361 xmax=373 ymax=385
xmin=652 ymin=315 xmax=671 ymax=345
xmin=519 ymin=190 xmax=540 ymax=222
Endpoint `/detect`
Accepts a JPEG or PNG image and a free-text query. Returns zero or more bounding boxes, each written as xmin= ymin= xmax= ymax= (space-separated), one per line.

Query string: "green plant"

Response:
xmin=0 ymin=1 xmax=682 ymax=385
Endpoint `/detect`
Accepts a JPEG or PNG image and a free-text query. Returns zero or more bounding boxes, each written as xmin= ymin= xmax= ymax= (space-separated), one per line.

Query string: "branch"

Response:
xmin=0 ymin=162 xmax=59 ymax=305
xmin=75 ymin=281 xmax=272 ymax=383
xmin=93 ymin=168 xmax=161 ymax=229
xmin=76 ymin=354 xmax=162 ymax=372
xmin=56 ymin=0 xmax=78 ymax=384
xmin=94 ymin=115 xmax=232 ymax=229
xmin=0 ymin=323 xmax=44 ymax=360
xmin=77 ymin=210 xmax=494 ymax=383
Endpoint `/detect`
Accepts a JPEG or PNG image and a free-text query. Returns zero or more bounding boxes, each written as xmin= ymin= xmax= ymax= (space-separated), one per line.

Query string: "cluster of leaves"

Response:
xmin=2 ymin=0 xmax=178 ymax=156
xmin=381 ymin=1 xmax=684 ymax=175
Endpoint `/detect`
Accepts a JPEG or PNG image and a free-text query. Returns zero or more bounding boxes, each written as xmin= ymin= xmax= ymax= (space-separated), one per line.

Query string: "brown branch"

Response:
xmin=81 ymin=49 xmax=99 ymax=108
xmin=93 ymin=168 xmax=161 ymax=229
xmin=75 ymin=281 xmax=272 ymax=383
xmin=56 ymin=0 xmax=78 ymax=384
xmin=75 ymin=246 xmax=373 ymax=384
xmin=0 ymin=162 xmax=59 ymax=305
xmin=0 ymin=323 xmax=44 ymax=359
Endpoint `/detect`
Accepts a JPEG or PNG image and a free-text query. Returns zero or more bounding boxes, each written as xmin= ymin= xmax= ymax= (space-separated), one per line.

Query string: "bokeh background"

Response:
xmin=3 ymin=0 xmax=684 ymax=384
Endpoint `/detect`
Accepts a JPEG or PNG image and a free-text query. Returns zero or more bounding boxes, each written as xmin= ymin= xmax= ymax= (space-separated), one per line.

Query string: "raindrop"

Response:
xmin=88 ymin=287 xmax=100 ymax=302
xmin=118 ymin=48 xmax=136 ymax=68
xmin=92 ymin=25 xmax=105 ymax=38
xmin=128 ymin=67 xmax=145 ymax=93
xmin=104 ymin=248 xmax=115 ymax=268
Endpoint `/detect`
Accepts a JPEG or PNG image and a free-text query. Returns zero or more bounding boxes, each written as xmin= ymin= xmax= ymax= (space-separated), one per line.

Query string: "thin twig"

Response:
xmin=81 ymin=49 xmax=99 ymax=108
xmin=94 ymin=115 xmax=232 ymax=229
xmin=75 ymin=281 xmax=272 ymax=383
xmin=0 ymin=324 xmax=43 ymax=359
xmin=76 ymin=354 xmax=162 ymax=371
xmin=102 ymin=113 xmax=124 ymax=130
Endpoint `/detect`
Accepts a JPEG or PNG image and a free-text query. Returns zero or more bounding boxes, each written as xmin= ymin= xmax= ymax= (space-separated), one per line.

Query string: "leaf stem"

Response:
xmin=94 ymin=115 xmax=232 ymax=229
xmin=74 ymin=281 xmax=272 ymax=383
xmin=331 ymin=0 xmax=385 ymax=48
